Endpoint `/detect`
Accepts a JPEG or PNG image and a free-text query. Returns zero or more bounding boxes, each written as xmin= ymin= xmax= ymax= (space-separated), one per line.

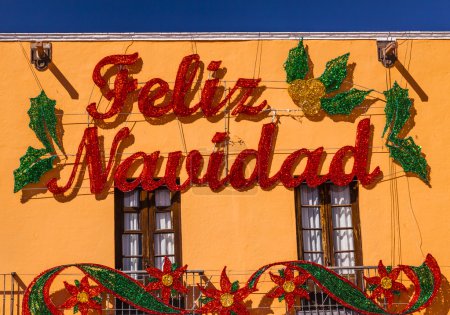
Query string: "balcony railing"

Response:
xmin=104 ymin=270 xmax=205 ymax=314
xmin=1 ymin=266 xmax=411 ymax=314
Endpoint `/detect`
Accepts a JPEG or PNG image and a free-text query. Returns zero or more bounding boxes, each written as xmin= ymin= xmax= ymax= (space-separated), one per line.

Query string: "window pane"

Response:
xmin=302 ymin=230 xmax=323 ymax=252
xmin=332 ymin=206 xmax=353 ymax=228
xmin=124 ymin=213 xmax=140 ymax=231
xmin=156 ymin=212 xmax=172 ymax=230
xmin=154 ymin=233 xmax=175 ymax=256
xmin=330 ymin=185 xmax=350 ymax=205
xmin=122 ymin=234 xmax=142 ymax=256
xmin=301 ymin=186 xmax=320 ymax=206
xmin=333 ymin=229 xmax=354 ymax=251
xmin=155 ymin=188 xmax=171 ymax=207
xmin=124 ymin=190 xmax=140 ymax=207
xmin=301 ymin=207 xmax=321 ymax=229
xmin=155 ymin=256 xmax=175 ymax=270
xmin=304 ymin=253 xmax=324 ymax=265
xmin=123 ymin=257 xmax=142 ymax=271
xmin=335 ymin=252 xmax=355 ymax=271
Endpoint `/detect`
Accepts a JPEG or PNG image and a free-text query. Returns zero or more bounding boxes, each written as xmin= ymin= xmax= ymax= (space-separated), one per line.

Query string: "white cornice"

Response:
xmin=1 ymin=32 xmax=450 ymax=41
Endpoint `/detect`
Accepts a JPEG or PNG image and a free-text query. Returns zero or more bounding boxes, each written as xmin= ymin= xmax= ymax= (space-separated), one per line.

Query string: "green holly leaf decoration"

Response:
xmin=28 ymin=90 xmax=62 ymax=152
xmin=231 ymin=280 xmax=240 ymax=293
xmin=13 ymin=146 xmax=56 ymax=193
xmin=321 ymin=88 xmax=372 ymax=115
xmin=278 ymin=268 xmax=285 ymax=278
xmin=74 ymin=279 xmax=80 ymax=288
xmin=92 ymin=296 xmax=102 ymax=304
xmin=387 ymin=138 xmax=429 ymax=183
xmin=278 ymin=294 xmax=285 ymax=302
xmin=171 ymin=263 xmax=178 ymax=272
xmin=73 ymin=304 xmax=79 ymax=314
xmin=383 ymin=82 xmax=412 ymax=139
xmin=14 ymin=90 xmax=63 ymax=193
xmin=383 ymin=82 xmax=429 ymax=183
xmin=319 ymin=53 xmax=349 ymax=93
xmin=284 ymin=40 xmax=309 ymax=83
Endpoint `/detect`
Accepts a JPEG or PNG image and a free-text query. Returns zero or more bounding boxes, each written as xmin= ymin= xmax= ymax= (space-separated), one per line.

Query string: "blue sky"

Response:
xmin=1 ymin=0 xmax=449 ymax=32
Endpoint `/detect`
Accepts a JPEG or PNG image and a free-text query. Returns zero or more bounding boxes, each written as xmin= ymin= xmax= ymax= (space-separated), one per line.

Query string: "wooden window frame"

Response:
xmin=294 ymin=180 xmax=363 ymax=267
xmin=115 ymin=185 xmax=182 ymax=271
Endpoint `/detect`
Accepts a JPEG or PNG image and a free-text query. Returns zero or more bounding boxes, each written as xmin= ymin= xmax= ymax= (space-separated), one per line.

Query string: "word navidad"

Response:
xmin=86 ymin=53 xmax=268 ymax=120
xmin=47 ymin=118 xmax=382 ymax=194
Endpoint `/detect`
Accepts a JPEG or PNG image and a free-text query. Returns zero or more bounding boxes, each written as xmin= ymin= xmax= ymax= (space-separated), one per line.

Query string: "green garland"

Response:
xmin=23 ymin=255 xmax=440 ymax=315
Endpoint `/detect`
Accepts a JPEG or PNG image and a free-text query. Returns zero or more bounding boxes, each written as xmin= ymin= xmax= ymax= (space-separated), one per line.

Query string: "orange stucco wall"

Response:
xmin=0 ymin=38 xmax=448 ymax=313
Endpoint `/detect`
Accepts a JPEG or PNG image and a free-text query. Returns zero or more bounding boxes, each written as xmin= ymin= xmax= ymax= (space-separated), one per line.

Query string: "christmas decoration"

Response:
xmin=145 ymin=257 xmax=188 ymax=303
xmin=47 ymin=119 xmax=381 ymax=194
xmin=383 ymin=82 xmax=429 ymax=183
xmin=60 ymin=276 xmax=103 ymax=315
xmin=22 ymin=264 xmax=183 ymax=315
xmin=285 ymin=40 xmax=371 ymax=116
xmin=87 ymin=53 xmax=139 ymax=120
xmin=266 ymin=265 xmax=310 ymax=310
xmin=197 ymin=267 xmax=254 ymax=315
xmin=365 ymin=261 xmax=407 ymax=307
xmin=87 ymin=53 xmax=268 ymax=121
xmin=23 ymin=255 xmax=440 ymax=315
xmin=14 ymin=91 xmax=62 ymax=193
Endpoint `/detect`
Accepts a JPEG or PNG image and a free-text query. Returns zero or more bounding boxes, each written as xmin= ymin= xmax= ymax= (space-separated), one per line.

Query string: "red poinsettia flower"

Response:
xmin=365 ymin=260 xmax=407 ymax=307
xmin=266 ymin=265 xmax=310 ymax=310
xmin=145 ymin=256 xmax=188 ymax=303
xmin=197 ymin=267 xmax=255 ymax=315
xmin=60 ymin=276 xmax=103 ymax=315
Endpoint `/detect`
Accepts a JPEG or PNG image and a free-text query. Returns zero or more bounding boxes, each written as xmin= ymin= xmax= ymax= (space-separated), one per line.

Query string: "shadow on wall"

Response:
xmin=425 ymin=274 xmax=450 ymax=315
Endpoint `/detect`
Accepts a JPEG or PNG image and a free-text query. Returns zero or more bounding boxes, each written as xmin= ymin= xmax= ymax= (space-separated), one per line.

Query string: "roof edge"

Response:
xmin=2 ymin=31 xmax=450 ymax=41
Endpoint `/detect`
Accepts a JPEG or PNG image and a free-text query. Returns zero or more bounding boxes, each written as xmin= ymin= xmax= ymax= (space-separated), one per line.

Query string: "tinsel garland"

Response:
xmin=383 ymin=82 xmax=429 ymax=182
xmin=285 ymin=40 xmax=370 ymax=117
xmin=23 ymin=255 xmax=440 ymax=315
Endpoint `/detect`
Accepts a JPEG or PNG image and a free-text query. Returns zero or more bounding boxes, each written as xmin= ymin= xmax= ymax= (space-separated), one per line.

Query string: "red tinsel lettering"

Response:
xmin=229 ymin=149 xmax=259 ymax=190
xmin=172 ymin=54 xmax=202 ymax=116
xmin=48 ymin=119 xmax=381 ymax=194
xmin=138 ymin=78 xmax=171 ymax=117
xmin=87 ymin=53 xmax=268 ymax=120
xmin=47 ymin=127 xmax=130 ymax=194
xmin=87 ymin=53 xmax=139 ymax=120
xmin=257 ymin=123 xmax=280 ymax=189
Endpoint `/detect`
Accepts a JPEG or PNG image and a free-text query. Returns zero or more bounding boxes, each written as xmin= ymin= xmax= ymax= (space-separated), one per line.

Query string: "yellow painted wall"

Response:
xmin=0 ymin=39 xmax=449 ymax=313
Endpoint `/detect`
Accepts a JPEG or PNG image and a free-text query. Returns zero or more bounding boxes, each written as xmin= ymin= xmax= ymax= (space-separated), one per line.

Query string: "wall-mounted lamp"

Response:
xmin=30 ymin=42 xmax=52 ymax=71
xmin=377 ymin=40 xmax=397 ymax=68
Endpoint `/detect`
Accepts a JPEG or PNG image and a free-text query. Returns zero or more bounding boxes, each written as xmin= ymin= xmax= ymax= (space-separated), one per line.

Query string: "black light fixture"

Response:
xmin=377 ymin=40 xmax=397 ymax=68
xmin=30 ymin=42 xmax=52 ymax=71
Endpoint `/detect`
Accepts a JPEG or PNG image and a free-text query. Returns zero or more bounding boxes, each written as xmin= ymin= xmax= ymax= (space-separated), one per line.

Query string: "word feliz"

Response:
xmin=86 ymin=53 xmax=268 ymax=120
xmin=47 ymin=118 xmax=382 ymax=194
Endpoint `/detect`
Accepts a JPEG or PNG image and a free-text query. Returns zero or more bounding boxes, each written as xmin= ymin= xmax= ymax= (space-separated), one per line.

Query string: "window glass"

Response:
xmin=156 ymin=212 xmax=172 ymax=230
xmin=124 ymin=213 xmax=140 ymax=231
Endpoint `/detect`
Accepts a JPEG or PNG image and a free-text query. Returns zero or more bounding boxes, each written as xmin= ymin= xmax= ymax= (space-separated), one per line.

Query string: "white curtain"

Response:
xmin=122 ymin=234 xmax=142 ymax=272
xmin=330 ymin=185 xmax=355 ymax=271
xmin=156 ymin=212 xmax=172 ymax=230
xmin=155 ymin=188 xmax=171 ymax=207
xmin=124 ymin=190 xmax=140 ymax=207
xmin=300 ymin=186 xmax=324 ymax=265
xmin=124 ymin=213 xmax=139 ymax=231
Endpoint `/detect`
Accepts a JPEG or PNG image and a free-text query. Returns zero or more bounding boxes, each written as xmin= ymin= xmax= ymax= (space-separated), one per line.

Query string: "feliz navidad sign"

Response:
xmin=13 ymin=41 xmax=429 ymax=195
